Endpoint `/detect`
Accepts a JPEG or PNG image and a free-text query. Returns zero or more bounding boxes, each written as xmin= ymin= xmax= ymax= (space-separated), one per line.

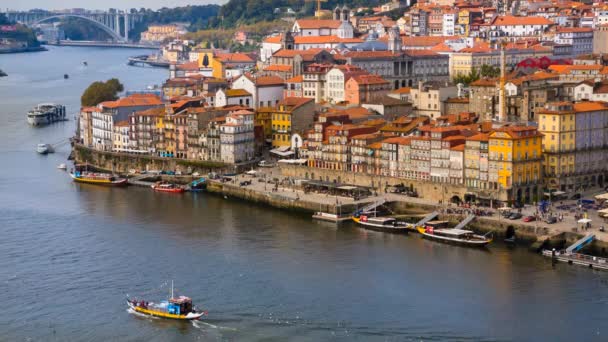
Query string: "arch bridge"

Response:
xmin=4 ymin=10 xmax=141 ymax=42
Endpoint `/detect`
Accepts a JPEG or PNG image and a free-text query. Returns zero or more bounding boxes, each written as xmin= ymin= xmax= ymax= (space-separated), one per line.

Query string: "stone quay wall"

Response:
xmin=73 ymin=144 xmax=239 ymax=174
xmin=279 ymin=164 xmax=510 ymax=203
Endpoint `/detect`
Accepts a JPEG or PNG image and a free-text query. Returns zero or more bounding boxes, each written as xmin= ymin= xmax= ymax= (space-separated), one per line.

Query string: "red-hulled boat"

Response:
xmin=151 ymin=183 xmax=185 ymax=193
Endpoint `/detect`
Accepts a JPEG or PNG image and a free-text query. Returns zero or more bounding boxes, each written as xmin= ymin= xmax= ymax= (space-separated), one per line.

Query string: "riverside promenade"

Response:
xmin=210 ymin=166 xmax=608 ymax=243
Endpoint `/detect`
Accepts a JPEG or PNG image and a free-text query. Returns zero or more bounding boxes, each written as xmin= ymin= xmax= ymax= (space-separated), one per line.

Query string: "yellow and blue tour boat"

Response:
xmin=70 ymin=171 xmax=128 ymax=186
xmin=127 ymin=282 xmax=207 ymax=320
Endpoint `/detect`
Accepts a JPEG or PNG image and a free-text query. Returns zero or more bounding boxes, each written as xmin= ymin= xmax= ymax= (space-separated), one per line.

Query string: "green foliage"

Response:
xmin=184 ymin=20 xmax=290 ymax=50
xmin=480 ymin=64 xmax=500 ymax=78
xmin=130 ymin=5 xmax=220 ymax=41
xmin=61 ymin=17 xmax=112 ymax=41
xmin=81 ymin=79 xmax=124 ymax=106
xmin=215 ymin=0 xmax=383 ymax=28
xmin=453 ymin=67 xmax=480 ymax=86
xmin=0 ymin=24 xmax=40 ymax=47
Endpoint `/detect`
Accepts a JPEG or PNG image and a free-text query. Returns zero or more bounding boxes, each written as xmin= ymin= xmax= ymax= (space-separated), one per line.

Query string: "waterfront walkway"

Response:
xmin=230 ymin=167 xmax=608 ymax=242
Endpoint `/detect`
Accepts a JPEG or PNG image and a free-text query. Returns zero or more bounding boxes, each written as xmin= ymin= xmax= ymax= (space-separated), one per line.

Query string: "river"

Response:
xmin=0 ymin=46 xmax=607 ymax=341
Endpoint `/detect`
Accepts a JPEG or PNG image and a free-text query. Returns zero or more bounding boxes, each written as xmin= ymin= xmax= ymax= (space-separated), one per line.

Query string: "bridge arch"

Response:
xmin=33 ymin=14 xmax=124 ymax=42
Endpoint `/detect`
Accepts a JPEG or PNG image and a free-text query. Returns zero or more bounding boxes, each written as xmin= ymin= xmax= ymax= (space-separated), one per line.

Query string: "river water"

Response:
xmin=1 ymin=46 xmax=607 ymax=341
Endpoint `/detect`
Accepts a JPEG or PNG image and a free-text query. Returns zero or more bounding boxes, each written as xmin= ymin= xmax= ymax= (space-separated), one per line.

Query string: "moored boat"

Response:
xmin=27 ymin=103 xmax=66 ymax=126
xmin=417 ymin=226 xmax=492 ymax=247
xmin=188 ymin=178 xmax=206 ymax=192
xmin=127 ymin=282 xmax=206 ymax=320
xmin=352 ymin=215 xmax=411 ymax=234
xmin=70 ymin=171 xmax=128 ymax=186
xmin=152 ymin=183 xmax=185 ymax=193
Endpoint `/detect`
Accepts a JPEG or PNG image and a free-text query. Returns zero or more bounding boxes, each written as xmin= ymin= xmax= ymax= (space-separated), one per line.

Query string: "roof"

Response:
xmin=350 ymin=74 xmax=389 ymax=85
xmin=573 ymin=101 xmax=608 ymax=113
xmin=467 ymin=133 xmax=489 ymax=142
xmin=215 ymin=53 xmax=254 ymax=63
xmin=295 ymin=19 xmax=342 ymax=29
xmin=255 ymin=76 xmax=284 ymax=87
xmin=100 ymin=94 xmax=163 ymax=108
xmin=285 ymin=75 xmax=303 ymax=83
xmin=279 ymin=97 xmax=314 ymax=110
xmin=224 ymin=89 xmax=251 ymax=97
xmin=114 ymin=120 xmax=129 ymax=127
xmin=390 ymin=87 xmax=411 ymax=94
xmin=263 ymin=64 xmax=292 ymax=72
xmin=470 ymin=78 xmax=497 ymax=87
xmin=293 ymin=35 xmax=363 ymax=44
xmin=491 ymin=15 xmax=553 ymax=26
xmin=272 ymin=48 xmax=328 ymax=58
xmin=133 ymin=106 xmax=165 ymax=116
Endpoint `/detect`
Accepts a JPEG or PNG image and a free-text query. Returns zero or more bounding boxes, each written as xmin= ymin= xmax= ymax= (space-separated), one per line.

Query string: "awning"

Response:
xmin=246 ymin=170 xmax=257 ymax=175
xmin=578 ymin=218 xmax=592 ymax=224
xmin=595 ymin=193 xmax=608 ymax=201
xmin=277 ymin=159 xmax=307 ymax=164
xmin=270 ymin=147 xmax=295 ymax=157
xmin=337 ymin=186 xmax=358 ymax=190
xmin=498 ymin=206 xmax=512 ymax=211
xmin=552 ymin=191 xmax=566 ymax=196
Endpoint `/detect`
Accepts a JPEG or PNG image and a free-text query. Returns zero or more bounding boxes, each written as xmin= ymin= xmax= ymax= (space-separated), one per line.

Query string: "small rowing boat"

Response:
xmin=70 ymin=171 xmax=128 ymax=186
xmin=151 ymin=183 xmax=185 ymax=193
xmin=352 ymin=215 xmax=411 ymax=234
xmin=417 ymin=226 xmax=492 ymax=247
xmin=127 ymin=281 xmax=206 ymax=320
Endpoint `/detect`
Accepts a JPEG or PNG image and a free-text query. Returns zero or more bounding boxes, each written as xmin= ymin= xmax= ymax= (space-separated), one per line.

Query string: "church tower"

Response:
xmin=388 ymin=26 xmax=401 ymax=52
xmin=281 ymin=30 xmax=294 ymax=50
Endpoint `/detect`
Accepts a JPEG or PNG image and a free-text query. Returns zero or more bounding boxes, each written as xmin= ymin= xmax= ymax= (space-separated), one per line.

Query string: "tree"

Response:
xmin=453 ymin=67 xmax=480 ymax=86
xmin=81 ymin=79 xmax=124 ymax=106
xmin=480 ymin=64 xmax=500 ymax=78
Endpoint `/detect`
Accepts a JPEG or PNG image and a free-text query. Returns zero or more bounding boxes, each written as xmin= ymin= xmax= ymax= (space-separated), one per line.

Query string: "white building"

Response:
xmin=215 ymin=89 xmax=253 ymax=108
xmin=220 ymin=110 xmax=255 ymax=164
xmin=231 ymin=75 xmax=285 ymax=109
xmin=325 ymin=65 xmax=368 ymax=103
xmin=555 ymin=27 xmax=594 ymax=57
xmin=574 ymin=80 xmax=608 ymax=102
xmin=90 ymin=94 xmax=162 ymax=152
xmin=488 ymin=15 xmax=553 ymax=41
xmin=442 ymin=12 xmax=457 ymax=36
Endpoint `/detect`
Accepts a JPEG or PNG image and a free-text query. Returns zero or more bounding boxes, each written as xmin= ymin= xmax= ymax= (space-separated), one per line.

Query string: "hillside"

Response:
xmin=213 ymin=0 xmax=384 ymax=28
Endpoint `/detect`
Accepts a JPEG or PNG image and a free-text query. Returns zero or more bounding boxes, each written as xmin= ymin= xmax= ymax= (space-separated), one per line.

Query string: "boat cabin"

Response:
xmin=361 ymin=216 xmax=393 ymax=224
xmin=168 ymin=296 xmax=193 ymax=315
xmin=433 ymin=228 xmax=475 ymax=238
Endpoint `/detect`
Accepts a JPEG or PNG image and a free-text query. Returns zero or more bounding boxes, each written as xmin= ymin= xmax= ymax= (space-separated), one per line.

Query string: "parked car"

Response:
xmin=570 ymin=193 xmax=581 ymax=200
xmin=508 ymin=212 xmax=523 ymax=220
xmin=545 ymin=216 xmax=557 ymax=224
xmin=522 ymin=215 xmax=536 ymax=222
xmin=502 ymin=211 xmax=513 ymax=218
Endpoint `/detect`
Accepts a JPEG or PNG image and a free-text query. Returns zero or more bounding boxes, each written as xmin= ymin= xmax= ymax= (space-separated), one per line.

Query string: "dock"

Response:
xmin=453 ymin=214 xmax=476 ymax=230
xmin=542 ymin=249 xmax=608 ymax=270
xmin=312 ymin=212 xmax=352 ymax=223
xmin=415 ymin=210 xmax=439 ymax=227
xmin=127 ymin=174 xmax=155 ymax=187
xmin=542 ymin=233 xmax=607 ymax=270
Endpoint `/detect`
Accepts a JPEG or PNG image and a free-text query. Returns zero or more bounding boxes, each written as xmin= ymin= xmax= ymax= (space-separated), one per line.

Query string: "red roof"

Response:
xmin=491 ymin=15 xmax=553 ymax=26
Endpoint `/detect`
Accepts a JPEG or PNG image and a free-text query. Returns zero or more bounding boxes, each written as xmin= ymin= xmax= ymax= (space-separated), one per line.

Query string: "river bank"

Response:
xmin=0 ymin=46 xmax=46 ymax=54
xmin=72 ymin=142 xmax=608 ymax=252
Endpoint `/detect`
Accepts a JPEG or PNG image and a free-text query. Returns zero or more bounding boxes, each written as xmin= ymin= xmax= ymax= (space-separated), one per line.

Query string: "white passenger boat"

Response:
xmin=36 ymin=143 xmax=54 ymax=154
xmin=352 ymin=215 xmax=412 ymax=234
xmin=27 ymin=103 xmax=66 ymax=126
xmin=417 ymin=226 xmax=492 ymax=247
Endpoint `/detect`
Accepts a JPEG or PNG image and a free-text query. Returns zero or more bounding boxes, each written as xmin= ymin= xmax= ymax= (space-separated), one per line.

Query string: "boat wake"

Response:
xmin=192 ymin=320 xmax=237 ymax=331
xmin=126 ymin=307 xmax=159 ymax=319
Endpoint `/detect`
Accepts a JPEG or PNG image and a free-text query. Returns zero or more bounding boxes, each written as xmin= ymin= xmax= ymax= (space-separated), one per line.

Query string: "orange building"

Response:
xmin=345 ymin=75 xmax=390 ymax=104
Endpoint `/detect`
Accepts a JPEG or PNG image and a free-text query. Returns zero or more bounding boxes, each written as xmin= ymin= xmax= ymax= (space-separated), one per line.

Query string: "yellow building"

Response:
xmin=270 ymin=97 xmax=315 ymax=148
xmin=197 ymin=51 xmax=255 ymax=79
xmin=537 ymin=102 xmax=575 ymax=191
xmin=141 ymin=24 xmax=182 ymax=43
xmin=458 ymin=10 xmax=471 ymax=36
xmin=271 ymin=109 xmax=292 ymax=148
xmin=538 ymin=101 xmax=608 ymax=191
xmin=489 ymin=126 xmax=543 ymax=204
xmin=255 ymin=107 xmax=273 ymax=143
